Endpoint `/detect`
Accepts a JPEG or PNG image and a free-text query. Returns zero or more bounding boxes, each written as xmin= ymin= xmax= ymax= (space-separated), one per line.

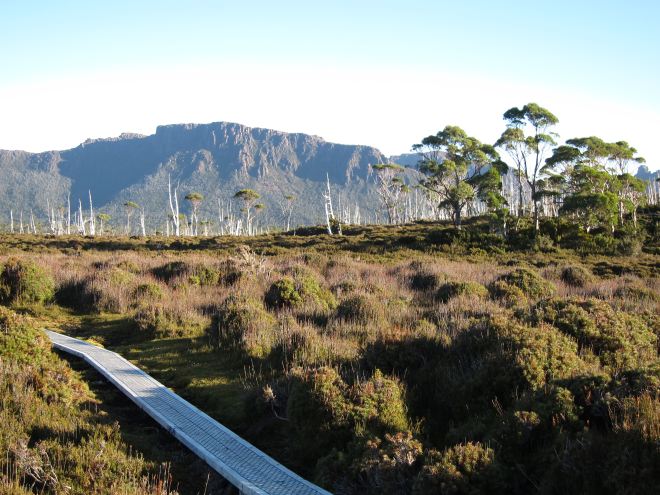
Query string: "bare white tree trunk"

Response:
xmin=139 ymin=208 xmax=146 ymax=237
xmin=19 ymin=211 xmax=24 ymax=234
xmin=29 ymin=210 xmax=36 ymax=234
xmin=88 ymin=191 xmax=96 ymax=236
xmin=78 ymin=199 xmax=86 ymax=235
xmin=168 ymin=174 xmax=180 ymax=236
xmin=10 ymin=210 xmax=13 ymax=233
xmin=67 ymin=194 xmax=71 ymax=235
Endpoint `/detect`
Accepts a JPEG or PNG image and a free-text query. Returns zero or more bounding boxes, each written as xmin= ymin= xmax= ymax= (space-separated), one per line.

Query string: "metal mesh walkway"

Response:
xmin=46 ymin=330 xmax=332 ymax=495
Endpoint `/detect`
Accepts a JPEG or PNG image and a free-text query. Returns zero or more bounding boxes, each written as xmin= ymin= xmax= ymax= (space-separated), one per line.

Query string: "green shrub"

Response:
xmin=436 ymin=281 xmax=488 ymax=303
xmin=0 ymin=258 xmax=54 ymax=305
xmin=488 ymin=280 xmax=527 ymax=307
xmin=151 ymin=260 xmax=190 ymax=282
xmin=613 ymin=284 xmax=659 ymax=304
xmin=115 ymin=259 xmax=141 ymax=274
xmin=337 ymin=294 xmax=383 ymax=324
xmin=133 ymin=282 xmax=164 ymax=301
xmin=268 ymin=270 xmax=336 ymax=311
xmin=560 ymin=265 xmax=594 ymax=287
xmin=133 ymin=304 xmax=206 ymax=338
xmin=352 ymin=369 xmax=410 ymax=436
xmin=265 ymin=277 xmax=303 ymax=309
xmin=195 ymin=264 xmax=221 ymax=286
xmin=533 ymin=298 xmax=657 ymax=371
xmin=287 ymin=367 xmax=353 ymax=459
xmin=413 ymin=442 xmax=499 ymax=494
xmin=410 ymin=271 xmax=443 ymax=291
xmin=210 ymin=295 xmax=277 ymax=358
xmin=495 ymin=268 xmax=555 ymax=300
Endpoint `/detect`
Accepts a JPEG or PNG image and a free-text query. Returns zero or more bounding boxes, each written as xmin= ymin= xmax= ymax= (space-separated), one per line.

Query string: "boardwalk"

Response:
xmin=46 ymin=330 xmax=332 ymax=495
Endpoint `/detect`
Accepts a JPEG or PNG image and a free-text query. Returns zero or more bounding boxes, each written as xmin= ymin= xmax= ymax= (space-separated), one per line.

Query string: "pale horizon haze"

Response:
xmin=1 ymin=1 xmax=659 ymax=171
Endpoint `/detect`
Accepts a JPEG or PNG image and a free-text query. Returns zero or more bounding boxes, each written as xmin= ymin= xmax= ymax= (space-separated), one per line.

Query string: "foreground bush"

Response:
xmin=0 ymin=258 xmax=54 ymax=305
xmin=532 ymin=298 xmax=657 ymax=371
xmin=210 ymin=295 xmax=277 ymax=358
xmin=0 ymin=307 xmax=178 ymax=494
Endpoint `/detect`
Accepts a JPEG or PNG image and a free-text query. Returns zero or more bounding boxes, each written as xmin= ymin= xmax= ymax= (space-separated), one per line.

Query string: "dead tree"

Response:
xmin=168 ymin=175 xmax=181 ymax=236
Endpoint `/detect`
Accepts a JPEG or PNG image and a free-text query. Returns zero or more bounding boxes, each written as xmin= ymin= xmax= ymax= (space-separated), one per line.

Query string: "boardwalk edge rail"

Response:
xmin=46 ymin=330 xmax=331 ymax=495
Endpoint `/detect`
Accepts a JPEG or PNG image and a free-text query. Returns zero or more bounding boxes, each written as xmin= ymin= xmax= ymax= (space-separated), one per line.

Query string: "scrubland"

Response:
xmin=0 ymin=217 xmax=658 ymax=494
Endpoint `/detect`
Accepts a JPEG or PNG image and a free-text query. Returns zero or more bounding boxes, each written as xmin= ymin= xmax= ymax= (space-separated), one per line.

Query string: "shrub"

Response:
xmin=151 ymin=260 xmax=190 ymax=282
xmin=436 ymin=281 xmax=488 ymax=303
xmin=352 ymin=370 xmax=409 ymax=436
xmin=533 ymin=298 xmax=657 ymax=371
xmin=337 ymin=294 xmax=383 ymax=324
xmin=613 ymin=284 xmax=659 ymax=304
xmin=267 ymin=270 xmax=336 ymax=311
xmin=488 ymin=280 xmax=526 ymax=307
xmin=133 ymin=304 xmax=207 ymax=338
xmin=410 ymin=271 xmax=443 ymax=292
xmin=210 ymin=295 xmax=277 ymax=359
xmin=0 ymin=258 xmax=54 ymax=305
xmin=264 ymin=277 xmax=303 ymax=309
xmin=560 ymin=265 xmax=594 ymax=288
xmin=495 ymin=268 xmax=555 ymax=300
xmin=133 ymin=282 xmax=164 ymax=302
xmin=287 ymin=367 xmax=353 ymax=459
xmin=413 ymin=442 xmax=499 ymax=494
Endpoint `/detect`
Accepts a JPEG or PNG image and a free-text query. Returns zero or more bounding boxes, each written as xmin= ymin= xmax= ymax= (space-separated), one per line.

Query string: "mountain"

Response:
xmin=0 ymin=122 xmax=388 ymax=231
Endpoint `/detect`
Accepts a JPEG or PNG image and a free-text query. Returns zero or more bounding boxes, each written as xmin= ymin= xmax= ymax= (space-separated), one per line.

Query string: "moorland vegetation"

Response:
xmin=0 ymin=208 xmax=657 ymax=494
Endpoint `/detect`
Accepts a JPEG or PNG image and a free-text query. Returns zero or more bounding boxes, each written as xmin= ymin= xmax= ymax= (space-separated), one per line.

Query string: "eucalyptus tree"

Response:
xmin=608 ymin=141 xmax=646 ymax=225
xmin=234 ymin=189 xmax=261 ymax=235
xmin=279 ymin=194 xmax=296 ymax=231
xmin=546 ymin=137 xmax=647 ymax=226
xmin=124 ymin=201 xmax=139 ymax=235
xmin=495 ymin=103 xmax=558 ymax=232
xmin=97 ymin=213 xmax=111 ymax=235
xmin=372 ymin=163 xmax=409 ymax=224
xmin=414 ymin=125 xmax=505 ymax=230
xmin=185 ymin=192 xmax=204 ymax=236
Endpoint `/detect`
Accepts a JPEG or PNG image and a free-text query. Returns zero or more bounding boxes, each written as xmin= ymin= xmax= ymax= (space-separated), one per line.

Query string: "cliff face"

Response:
xmin=0 ymin=122 xmax=386 ymax=228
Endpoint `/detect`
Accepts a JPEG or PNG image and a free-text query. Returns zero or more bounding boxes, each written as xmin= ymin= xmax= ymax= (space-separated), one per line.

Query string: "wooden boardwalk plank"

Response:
xmin=46 ymin=330 xmax=332 ymax=495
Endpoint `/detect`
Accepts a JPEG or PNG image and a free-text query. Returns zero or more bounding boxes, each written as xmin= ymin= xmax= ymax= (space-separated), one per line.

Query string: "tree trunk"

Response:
xmin=454 ymin=204 xmax=462 ymax=230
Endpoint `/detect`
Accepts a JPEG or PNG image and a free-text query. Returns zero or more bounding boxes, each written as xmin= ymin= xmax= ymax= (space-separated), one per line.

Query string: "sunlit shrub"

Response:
xmin=337 ymin=294 xmax=383 ymax=324
xmin=210 ymin=295 xmax=277 ymax=358
xmin=560 ymin=265 xmax=594 ymax=288
xmin=413 ymin=442 xmax=498 ymax=495
xmin=436 ymin=281 xmax=488 ymax=303
xmin=0 ymin=258 xmax=54 ymax=305
xmin=533 ymin=298 xmax=657 ymax=371
xmin=495 ymin=268 xmax=555 ymax=300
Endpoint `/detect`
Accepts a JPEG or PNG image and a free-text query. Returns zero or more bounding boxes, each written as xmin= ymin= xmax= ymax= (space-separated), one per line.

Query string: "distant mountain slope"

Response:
xmin=0 ymin=122 xmax=386 ymax=230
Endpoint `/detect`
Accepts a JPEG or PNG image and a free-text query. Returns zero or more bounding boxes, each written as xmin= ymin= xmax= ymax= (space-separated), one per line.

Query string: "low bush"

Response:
xmin=267 ymin=270 xmax=336 ymax=311
xmin=532 ymin=298 xmax=657 ymax=371
xmin=413 ymin=442 xmax=499 ymax=494
xmin=560 ymin=265 xmax=594 ymax=287
xmin=436 ymin=281 xmax=488 ymax=303
xmin=133 ymin=304 xmax=207 ymax=338
xmin=265 ymin=277 xmax=303 ymax=309
xmin=210 ymin=295 xmax=277 ymax=359
xmin=494 ymin=268 xmax=555 ymax=300
xmin=133 ymin=282 xmax=164 ymax=302
xmin=0 ymin=258 xmax=54 ymax=305
xmin=488 ymin=280 xmax=526 ymax=307
xmin=337 ymin=294 xmax=383 ymax=324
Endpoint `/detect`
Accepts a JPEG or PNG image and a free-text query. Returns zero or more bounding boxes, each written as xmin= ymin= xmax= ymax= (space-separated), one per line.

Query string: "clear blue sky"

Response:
xmin=1 ymin=1 xmax=659 ymax=169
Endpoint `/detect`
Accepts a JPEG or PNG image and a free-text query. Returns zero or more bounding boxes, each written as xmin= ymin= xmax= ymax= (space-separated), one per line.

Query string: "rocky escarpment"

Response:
xmin=0 ymin=122 xmax=386 ymax=228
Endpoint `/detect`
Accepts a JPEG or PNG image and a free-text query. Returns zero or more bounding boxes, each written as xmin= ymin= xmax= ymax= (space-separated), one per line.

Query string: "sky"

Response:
xmin=1 ymin=0 xmax=659 ymax=170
